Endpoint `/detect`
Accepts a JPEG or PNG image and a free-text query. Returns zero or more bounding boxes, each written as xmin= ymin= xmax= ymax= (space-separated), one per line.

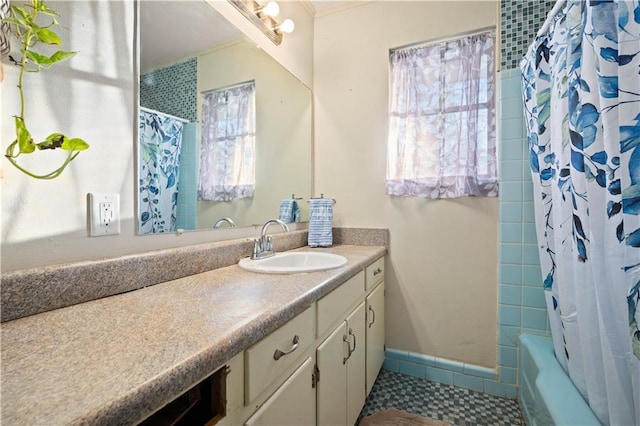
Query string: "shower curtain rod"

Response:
xmin=139 ymin=106 xmax=190 ymax=124
xmin=391 ymin=26 xmax=495 ymax=53
xmin=536 ymin=0 xmax=566 ymax=38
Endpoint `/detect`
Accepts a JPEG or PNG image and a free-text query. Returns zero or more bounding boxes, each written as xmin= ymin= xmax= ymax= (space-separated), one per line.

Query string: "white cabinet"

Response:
xmin=245 ymin=306 xmax=315 ymax=404
xmin=316 ymin=319 xmax=347 ymax=426
xmin=317 ymin=302 xmax=366 ymax=426
xmin=229 ymin=256 xmax=385 ymax=426
xmin=366 ymin=282 xmax=385 ymax=394
xmin=346 ymin=303 xmax=366 ymax=425
xmin=244 ymin=357 xmax=315 ymax=426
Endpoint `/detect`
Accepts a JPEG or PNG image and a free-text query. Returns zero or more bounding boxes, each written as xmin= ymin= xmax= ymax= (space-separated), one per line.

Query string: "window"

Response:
xmin=386 ymin=31 xmax=497 ymax=199
xmin=198 ymin=81 xmax=256 ymax=201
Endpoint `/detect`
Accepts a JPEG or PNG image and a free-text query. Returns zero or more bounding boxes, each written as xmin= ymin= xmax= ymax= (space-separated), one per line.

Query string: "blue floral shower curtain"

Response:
xmin=138 ymin=108 xmax=185 ymax=234
xmin=521 ymin=1 xmax=639 ymax=424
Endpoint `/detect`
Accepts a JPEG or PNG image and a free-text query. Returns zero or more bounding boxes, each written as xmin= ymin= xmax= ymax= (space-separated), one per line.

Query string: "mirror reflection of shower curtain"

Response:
xmin=138 ymin=108 xmax=186 ymax=234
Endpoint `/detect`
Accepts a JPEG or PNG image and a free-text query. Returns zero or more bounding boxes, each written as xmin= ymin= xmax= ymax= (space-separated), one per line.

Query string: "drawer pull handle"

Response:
xmin=348 ymin=328 xmax=357 ymax=353
xmin=273 ymin=335 xmax=300 ymax=361
xmin=373 ymin=267 xmax=382 ymax=276
xmin=368 ymin=305 xmax=376 ymax=328
xmin=343 ymin=334 xmax=351 ymax=364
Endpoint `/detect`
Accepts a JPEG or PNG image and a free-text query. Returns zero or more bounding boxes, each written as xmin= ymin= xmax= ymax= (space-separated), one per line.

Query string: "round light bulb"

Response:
xmin=278 ymin=19 xmax=295 ymax=34
xmin=261 ymin=1 xmax=279 ymax=17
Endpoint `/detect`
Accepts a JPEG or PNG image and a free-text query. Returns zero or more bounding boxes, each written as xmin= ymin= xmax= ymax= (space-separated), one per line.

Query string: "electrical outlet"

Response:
xmin=88 ymin=193 xmax=120 ymax=236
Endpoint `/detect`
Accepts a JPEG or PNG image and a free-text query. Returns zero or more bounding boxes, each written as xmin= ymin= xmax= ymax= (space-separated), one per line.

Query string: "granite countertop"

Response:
xmin=0 ymin=245 xmax=385 ymax=425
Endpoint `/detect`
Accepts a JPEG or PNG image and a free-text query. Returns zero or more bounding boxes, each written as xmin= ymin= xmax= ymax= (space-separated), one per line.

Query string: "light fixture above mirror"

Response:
xmin=229 ymin=0 xmax=294 ymax=45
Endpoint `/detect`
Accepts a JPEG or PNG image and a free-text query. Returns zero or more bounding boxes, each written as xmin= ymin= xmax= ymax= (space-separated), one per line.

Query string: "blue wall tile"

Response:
xmin=522 ymin=244 xmax=540 ymax=265
xmin=499 ymin=305 xmax=522 ymax=327
xmin=500 ymin=202 xmax=523 ymax=224
xmin=500 ymin=117 xmax=524 ymax=140
xmin=500 ymin=264 xmax=522 ymax=285
xmin=408 ymin=352 xmax=437 ymax=367
xmin=500 ymin=366 xmax=518 ymax=384
xmin=399 ymin=361 xmax=426 ymax=379
xmin=498 ymin=345 xmax=518 ymax=368
xmin=500 ymin=223 xmax=523 ymax=243
xmin=501 ymin=140 xmax=525 ymax=161
xmin=425 ymin=366 xmax=454 ymax=385
xmin=522 ymin=307 xmax=548 ymax=330
xmin=499 ymin=284 xmax=522 ymax=306
xmin=454 ymin=373 xmax=485 ymax=393
xmin=500 ymin=161 xmax=523 ymax=181
xmin=500 ymin=244 xmax=522 ymax=264
xmin=500 ymin=182 xmax=524 ymax=202
xmin=522 ymin=286 xmax=546 ymax=309
xmin=498 ymin=325 xmax=521 ymax=347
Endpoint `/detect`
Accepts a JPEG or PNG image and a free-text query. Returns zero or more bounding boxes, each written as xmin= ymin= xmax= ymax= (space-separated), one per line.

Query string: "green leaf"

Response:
xmin=35 ymin=2 xmax=59 ymax=17
xmin=37 ymin=133 xmax=65 ymax=150
xmin=61 ymin=138 xmax=89 ymax=151
xmin=15 ymin=117 xmax=35 ymax=154
xmin=36 ymin=27 xmax=61 ymax=45
xmin=2 ymin=17 xmax=29 ymax=30
xmin=11 ymin=6 xmax=33 ymax=23
xmin=49 ymin=50 xmax=76 ymax=64
xmin=26 ymin=50 xmax=53 ymax=68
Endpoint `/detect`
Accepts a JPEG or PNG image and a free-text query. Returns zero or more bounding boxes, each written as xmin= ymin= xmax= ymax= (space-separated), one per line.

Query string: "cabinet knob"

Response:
xmin=373 ymin=267 xmax=382 ymax=276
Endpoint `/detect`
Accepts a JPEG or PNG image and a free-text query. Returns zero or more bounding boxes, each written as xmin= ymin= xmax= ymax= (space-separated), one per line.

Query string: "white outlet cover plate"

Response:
xmin=88 ymin=193 xmax=120 ymax=236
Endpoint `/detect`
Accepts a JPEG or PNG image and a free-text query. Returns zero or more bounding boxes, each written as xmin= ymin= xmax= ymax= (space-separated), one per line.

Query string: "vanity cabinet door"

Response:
xmin=244 ymin=357 xmax=315 ymax=426
xmin=316 ymin=322 xmax=348 ymax=426
xmin=366 ymin=282 xmax=385 ymax=395
xmin=346 ymin=302 xmax=366 ymax=426
xmin=317 ymin=302 xmax=366 ymax=426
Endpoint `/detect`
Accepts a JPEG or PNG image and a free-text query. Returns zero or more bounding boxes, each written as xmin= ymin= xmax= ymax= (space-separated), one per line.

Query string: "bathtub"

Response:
xmin=518 ymin=334 xmax=600 ymax=425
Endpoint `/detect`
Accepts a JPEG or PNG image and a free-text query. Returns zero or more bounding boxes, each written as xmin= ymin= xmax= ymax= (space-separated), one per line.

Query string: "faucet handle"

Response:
xmin=266 ymin=236 xmax=273 ymax=252
xmin=252 ymin=238 xmax=261 ymax=259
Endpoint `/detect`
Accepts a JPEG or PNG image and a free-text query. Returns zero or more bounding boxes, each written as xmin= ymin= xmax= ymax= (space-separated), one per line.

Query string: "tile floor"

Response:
xmin=359 ymin=369 xmax=523 ymax=425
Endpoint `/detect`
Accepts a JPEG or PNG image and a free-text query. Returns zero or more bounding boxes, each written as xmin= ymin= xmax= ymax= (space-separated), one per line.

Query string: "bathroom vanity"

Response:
xmin=0 ymin=243 xmax=385 ymax=425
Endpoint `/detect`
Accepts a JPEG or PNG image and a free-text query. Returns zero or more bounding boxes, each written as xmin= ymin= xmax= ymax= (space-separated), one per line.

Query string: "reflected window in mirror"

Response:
xmin=198 ymin=81 xmax=256 ymax=202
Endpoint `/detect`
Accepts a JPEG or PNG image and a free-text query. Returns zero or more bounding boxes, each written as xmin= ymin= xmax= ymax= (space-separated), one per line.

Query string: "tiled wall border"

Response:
xmin=383 ymin=348 xmax=518 ymax=399
xmin=1 ymin=228 xmax=388 ymax=322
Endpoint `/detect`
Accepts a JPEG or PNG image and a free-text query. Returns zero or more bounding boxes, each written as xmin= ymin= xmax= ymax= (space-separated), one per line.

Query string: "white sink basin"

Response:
xmin=239 ymin=252 xmax=347 ymax=274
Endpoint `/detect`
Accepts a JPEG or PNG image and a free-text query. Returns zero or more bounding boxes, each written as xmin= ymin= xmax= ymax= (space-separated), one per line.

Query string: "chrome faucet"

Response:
xmin=251 ymin=219 xmax=290 ymax=259
xmin=213 ymin=217 xmax=236 ymax=228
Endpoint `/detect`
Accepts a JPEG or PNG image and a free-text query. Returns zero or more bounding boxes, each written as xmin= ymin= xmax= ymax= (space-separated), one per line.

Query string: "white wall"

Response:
xmin=208 ymin=0 xmax=314 ymax=87
xmin=314 ymin=1 xmax=499 ymax=367
xmin=1 ymin=1 xmax=313 ymax=272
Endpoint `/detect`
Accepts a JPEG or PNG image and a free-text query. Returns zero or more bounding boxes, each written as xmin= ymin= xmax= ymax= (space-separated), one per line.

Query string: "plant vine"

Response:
xmin=3 ymin=0 xmax=88 ymax=179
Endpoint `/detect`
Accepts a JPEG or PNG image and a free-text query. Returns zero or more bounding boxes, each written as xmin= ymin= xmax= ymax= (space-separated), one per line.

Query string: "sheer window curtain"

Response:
xmin=386 ymin=31 xmax=497 ymax=199
xmin=198 ymin=81 xmax=256 ymax=201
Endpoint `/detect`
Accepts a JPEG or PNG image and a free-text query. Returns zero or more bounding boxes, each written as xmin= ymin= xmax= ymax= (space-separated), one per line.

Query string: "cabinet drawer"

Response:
xmin=317 ymin=271 xmax=364 ymax=337
xmin=365 ymin=257 xmax=385 ymax=290
xmin=245 ymin=306 xmax=315 ymax=404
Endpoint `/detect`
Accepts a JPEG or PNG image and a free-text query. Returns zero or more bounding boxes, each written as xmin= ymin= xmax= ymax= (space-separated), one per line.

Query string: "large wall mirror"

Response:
xmin=138 ymin=1 xmax=312 ymax=234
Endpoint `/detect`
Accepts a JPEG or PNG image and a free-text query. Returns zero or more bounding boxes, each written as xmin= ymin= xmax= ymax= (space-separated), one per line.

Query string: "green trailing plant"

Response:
xmin=3 ymin=0 xmax=88 ymax=179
